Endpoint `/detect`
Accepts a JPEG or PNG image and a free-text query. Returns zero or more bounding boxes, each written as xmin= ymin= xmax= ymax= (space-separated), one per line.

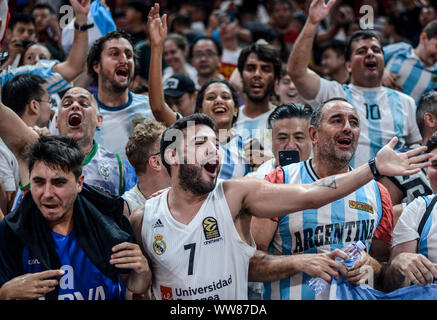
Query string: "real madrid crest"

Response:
xmin=153 ymin=234 xmax=166 ymax=255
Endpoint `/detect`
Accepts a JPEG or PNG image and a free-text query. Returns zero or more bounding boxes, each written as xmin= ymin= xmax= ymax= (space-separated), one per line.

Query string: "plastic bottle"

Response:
xmin=307 ymin=241 xmax=366 ymax=295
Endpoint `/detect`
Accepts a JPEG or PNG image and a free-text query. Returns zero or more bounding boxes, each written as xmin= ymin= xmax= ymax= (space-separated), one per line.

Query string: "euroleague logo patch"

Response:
xmin=202 ymin=217 xmax=220 ymax=240
xmin=153 ymin=234 xmax=166 ymax=255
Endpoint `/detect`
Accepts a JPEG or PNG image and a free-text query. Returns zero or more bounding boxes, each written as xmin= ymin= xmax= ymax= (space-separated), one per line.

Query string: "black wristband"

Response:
xmin=368 ymin=158 xmax=383 ymax=180
xmin=74 ymin=22 xmax=94 ymax=31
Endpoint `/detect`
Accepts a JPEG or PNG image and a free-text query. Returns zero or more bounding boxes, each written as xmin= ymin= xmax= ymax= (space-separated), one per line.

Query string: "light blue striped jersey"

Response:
xmin=383 ymin=42 xmax=437 ymax=104
xmin=218 ymin=134 xmax=251 ymax=180
xmin=232 ymin=105 xmax=274 ymax=155
xmin=393 ymin=194 xmax=437 ymax=263
xmin=306 ymin=78 xmax=422 ymax=167
xmin=1 ymin=59 xmax=71 ymax=94
xmin=263 ymin=159 xmax=386 ymax=300
xmin=93 ymin=91 xmax=155 ymax=160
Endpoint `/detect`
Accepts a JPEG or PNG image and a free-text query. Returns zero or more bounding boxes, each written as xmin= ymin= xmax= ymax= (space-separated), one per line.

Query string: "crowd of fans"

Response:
xmin=1 ymin=0 xmax=437 ymax=301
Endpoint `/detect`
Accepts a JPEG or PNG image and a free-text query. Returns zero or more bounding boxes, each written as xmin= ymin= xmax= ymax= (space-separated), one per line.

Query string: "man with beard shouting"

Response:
xmin=129 ymin=113 xmax=431 ymax=300
xmin=87 ymin=31 xmax=174 ymax=160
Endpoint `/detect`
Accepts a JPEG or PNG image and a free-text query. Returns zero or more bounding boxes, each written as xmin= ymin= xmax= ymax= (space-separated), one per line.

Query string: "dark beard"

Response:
xmin=178 ymin=164 xmax=216 ymax=195
xmin=243 ymin=81 xmax=275 ymax=104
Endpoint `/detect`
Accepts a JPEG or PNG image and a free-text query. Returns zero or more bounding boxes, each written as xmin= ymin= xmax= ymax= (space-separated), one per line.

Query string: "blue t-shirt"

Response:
xmin=22 ymin=230 xmax=125 ymax=300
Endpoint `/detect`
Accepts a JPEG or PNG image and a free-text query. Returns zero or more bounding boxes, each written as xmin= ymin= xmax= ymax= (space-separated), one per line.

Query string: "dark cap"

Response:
xmin=163 ymin=74 xmax=196 ymax=98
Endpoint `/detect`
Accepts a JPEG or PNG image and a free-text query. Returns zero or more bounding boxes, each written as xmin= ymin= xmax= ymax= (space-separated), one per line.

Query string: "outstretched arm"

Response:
xmin=288 ymin=0 xmax=337 ymax=100
xmin=52 ymin=0 xmax=90 ymax=82
xmin=147 ymin=3 xmax=177 ymax=126
xmin=225 ymin=137 xmax=431 ymax=220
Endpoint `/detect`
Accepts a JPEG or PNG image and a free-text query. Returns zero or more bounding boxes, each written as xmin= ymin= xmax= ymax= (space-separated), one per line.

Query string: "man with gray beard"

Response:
xmin=251 ymin=98 xmax=394 ymax=300
xmin=128 ymin=112 xmax=430 ymax=300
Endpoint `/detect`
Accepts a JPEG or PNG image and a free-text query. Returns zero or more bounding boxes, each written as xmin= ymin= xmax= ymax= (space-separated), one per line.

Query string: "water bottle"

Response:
xmin=307 ymin=241 xmax=366 ymax=295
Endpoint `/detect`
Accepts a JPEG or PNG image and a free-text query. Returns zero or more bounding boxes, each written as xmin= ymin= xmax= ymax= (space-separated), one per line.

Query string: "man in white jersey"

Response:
xmin=382 ymin=20 xmax=437 ymax=104
xmin=384 ymin=133 xmax=437 ymax=292
xmin=129 ymin=112 xmax=431 ymax=300
xmin=288 ymin=0 xmax=422 ymax=168
xmin=0 ymin=87 xmax=136 ymax=203
xmin=123 ymin=120 xmax=170 ymax=216
xmin=252 ymin=98 xmax=393 ymax=300
xmin=86 ymin=30 xmax=173 ymax=160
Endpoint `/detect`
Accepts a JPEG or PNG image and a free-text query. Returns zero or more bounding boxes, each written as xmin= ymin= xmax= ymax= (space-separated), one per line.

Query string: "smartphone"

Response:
xmin=279 ymin=150 xmax=300 ymax=166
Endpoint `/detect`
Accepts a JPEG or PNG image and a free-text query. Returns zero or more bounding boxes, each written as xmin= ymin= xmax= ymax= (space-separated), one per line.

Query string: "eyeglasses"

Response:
xmin=192 ymin=50 xmax=218 ymax=59
xmin=37 ymin=97 xmax=57 ymax=108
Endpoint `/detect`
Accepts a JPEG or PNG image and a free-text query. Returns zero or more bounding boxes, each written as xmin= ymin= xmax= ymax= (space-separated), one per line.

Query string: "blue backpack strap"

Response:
xmin=418 ymin=196 xmax=437 ymax=236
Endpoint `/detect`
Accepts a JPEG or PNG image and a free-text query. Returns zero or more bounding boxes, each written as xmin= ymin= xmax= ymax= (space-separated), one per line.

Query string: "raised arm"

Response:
xmin=0 ymin=101 xmax=39 ymax=186
xmin=52 ymin=0 xmax=90 ymax=82
xmin=225 ymin=137 xmax=431 ymax=219
xmin=288 ymin=0 xmax=337 ymax=100
xmin=147 ymin=3 xmax=177 ymax=127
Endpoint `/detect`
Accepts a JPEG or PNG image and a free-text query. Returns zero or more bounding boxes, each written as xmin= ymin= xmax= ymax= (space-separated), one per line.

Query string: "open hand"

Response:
xmin=147 ymin=3 xmax=167 ymax=48
xmin=375 ymin=137 xmax=432 ymax=177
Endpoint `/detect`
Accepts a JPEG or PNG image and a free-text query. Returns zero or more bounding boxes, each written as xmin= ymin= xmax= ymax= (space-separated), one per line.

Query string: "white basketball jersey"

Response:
xmin=141 ymin=181 xmax=256 ymax=300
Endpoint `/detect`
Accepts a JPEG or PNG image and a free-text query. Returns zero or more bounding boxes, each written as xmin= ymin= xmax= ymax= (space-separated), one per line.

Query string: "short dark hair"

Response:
xmin=423 ymin=20 xmax=437 ymax=39
xmin=426 ymin=131 xmax=437 ymax=153
xmin=267 ymin=103 xmax=313 ymax=129
xmin=345 ymin=30 xmax=382 ymax=62
xmin=26 ymin=136 xmax=85 ymax=180
xmin=310 ymin=97 xmax=350 ymax=128
xmin=1 ymin=74 xmax=47 ymax=117
xmin=87 ymin=30 xmax=137 ymax=83
xmin=417 ymin=91 xmax=437 ymax=136
xmin=31 ymin=3 xmax=55 ymax=14
xmin=320 ymin=40 xmax=346 ymax=58
xmin=160 ymin=113 xmax=216 ymax=175
xmin=237 ymin=42 xmax=282 ymax=80
xmin=8 ymin=12 xmax=35 ymax=30
xmin=195 ymin=79 xmax=239 ymax=125
xmin=189 ymin=36 xmax=223 ymax=59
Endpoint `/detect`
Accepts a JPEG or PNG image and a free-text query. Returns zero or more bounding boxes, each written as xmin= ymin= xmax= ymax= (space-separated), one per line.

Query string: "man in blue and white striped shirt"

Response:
xmin=288 ymin=0 xmax=422 ymax=168
xmin=383 ymin=20 xmax=437 ymax=104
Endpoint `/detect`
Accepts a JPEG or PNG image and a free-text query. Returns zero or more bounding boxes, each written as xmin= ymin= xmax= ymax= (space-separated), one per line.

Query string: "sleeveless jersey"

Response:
xmin=82 ymin=143 xmax=124 ymax=196
xmin=94 ymin=91 xmax=155 ymax=160
xmin=22 ymin=230 xmax=125 ymax=300
xmin=393 ymin=195 xmax=437 ymax=263
xmin=306 ymin=78 xmax=422 ymax=168
xmin=264 ymin=159 xmax=385 ymax=300
xmin=122 ymin=184 xmax=147 ymax=216
xmin=141 ymin=181 xmax=256 ymax=300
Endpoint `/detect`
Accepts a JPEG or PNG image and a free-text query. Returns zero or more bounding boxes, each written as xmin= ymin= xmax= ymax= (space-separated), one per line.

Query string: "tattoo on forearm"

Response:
xmin=316 ymin=176 xmax=337 ymax=189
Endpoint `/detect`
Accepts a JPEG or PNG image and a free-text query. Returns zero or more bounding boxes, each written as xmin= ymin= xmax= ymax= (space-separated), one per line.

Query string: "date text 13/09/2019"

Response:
xmin=170 ymin=304 xmax=267 ymax=317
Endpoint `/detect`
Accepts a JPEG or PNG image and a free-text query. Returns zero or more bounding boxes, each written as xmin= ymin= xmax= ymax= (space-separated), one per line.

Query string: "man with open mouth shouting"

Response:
xmin=129 ymin=112 xmax=431 ymax=300
xmin=288 ymin=0 xmax=422 ymax=169
xmin=0 ymin=86 xmax=136 ymax=212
